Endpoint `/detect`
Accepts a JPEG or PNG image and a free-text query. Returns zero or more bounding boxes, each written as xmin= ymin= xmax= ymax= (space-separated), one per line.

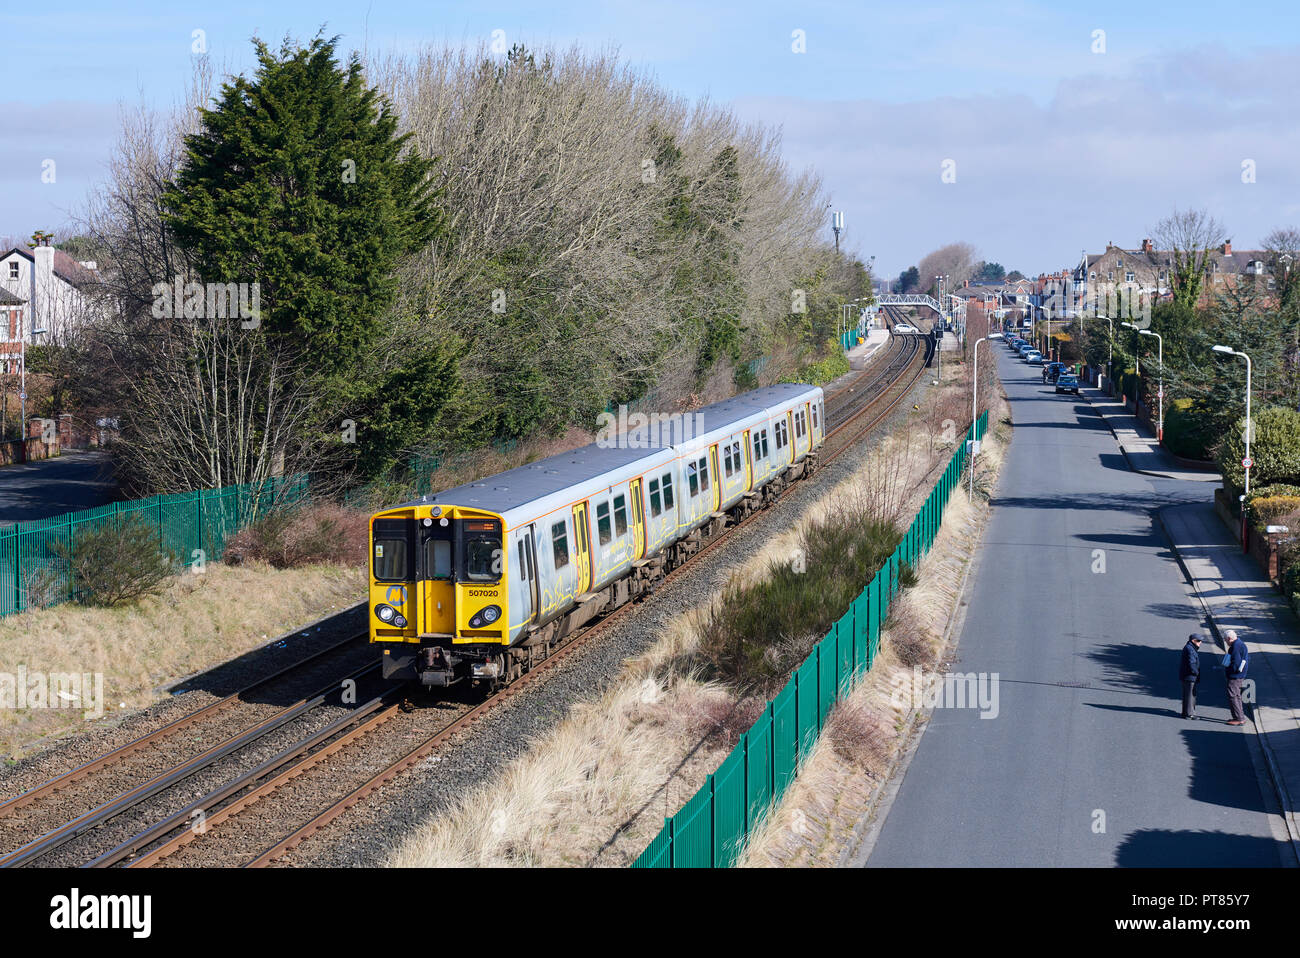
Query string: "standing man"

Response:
xmin=1224 ymin=630 xmax=1250 ymax=726
xmin=1179 ymin=633 xmax=1203 ymax=719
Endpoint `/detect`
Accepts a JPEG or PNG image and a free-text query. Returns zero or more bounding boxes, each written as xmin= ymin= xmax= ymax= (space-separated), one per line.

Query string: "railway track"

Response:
xmin=5 ymin=330 xmax=929 ymax=868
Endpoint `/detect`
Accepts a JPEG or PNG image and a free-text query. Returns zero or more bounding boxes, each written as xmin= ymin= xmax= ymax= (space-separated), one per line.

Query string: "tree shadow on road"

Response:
xmin=1114 ymin=828 xmax=1289 ymax=867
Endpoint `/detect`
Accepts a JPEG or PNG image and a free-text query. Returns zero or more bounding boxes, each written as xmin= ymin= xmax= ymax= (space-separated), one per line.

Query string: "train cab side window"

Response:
xmin=812 ymin=403 xmax=819 ymax=430
xmin=698 ymin=457 xmax=709 ymax=491
xmin=687 ymin=462 xmax=699 ymax=498
xmin=517 ymin=540 xmax=527 ymax=580
xmin=662 ymin=473 xmax=675 ymax=509
xmin=614 ymin=494 xmax=628 ymax=536
xmin=552 ymin=521 xmax=569 ymax=569
xmin=596 ymin=501 xmax=612 ymax=545
xmin=649 ymin=478 xmax=662 ymax=517
xmin=373 ymin=538 xmax=408 ymax=581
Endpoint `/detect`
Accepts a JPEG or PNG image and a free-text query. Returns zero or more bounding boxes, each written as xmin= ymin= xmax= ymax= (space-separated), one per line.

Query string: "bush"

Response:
xmin=693 ymin=504 xmax=900 ymax=693
xmin=1283 ymin=563 xmax=1300 ymax=616
xmin=225 ymin=501 xmax=369 ymax=569
xmin=50 ymin=513 xmax=178 ymax=607
xmin=1218 ymin=406 xmax=1300 ymax=495
xmin=1163 ymin=398 xmax=1215 ymax=460
xmin=1246 ymin=496 xmax=1300 ymax=525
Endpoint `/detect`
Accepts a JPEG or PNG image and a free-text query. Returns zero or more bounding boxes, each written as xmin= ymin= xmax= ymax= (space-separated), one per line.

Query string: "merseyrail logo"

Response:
xmin=50 ymin=889 xmax=151 ymax=938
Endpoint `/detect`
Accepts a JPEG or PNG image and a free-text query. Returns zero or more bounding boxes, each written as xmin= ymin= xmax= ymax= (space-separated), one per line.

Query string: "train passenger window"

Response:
xmin=753 ymin=433 xmax=762 ymax=461
xmin=662 ymin=473 xmax=675 ymax=509
xmin=723 ymin=446 xmax=733 ymax=477
xmin=733 ymin=441 xmax=742 ymax=467
xmin=649 ymin=478 xmax=662 ymax=517
xmin=614 ymin=494 xmax=628 ymax=536
xmin=699 ymin=457 xmax=709 ymax=491
xmin=774 ymin=424 xmax=783 ymax=450
xmin=424 ymin=539 xmax=452 ymax=580
xmin=687 ymin=462 xmax=699 ymax=498
xmin=812 ymin=403 xmax=819 ymax=430
xmin=552 ymin=521 xmax=569 ymax=569
xmin=596 ymin=501 xmax=612 ymax=545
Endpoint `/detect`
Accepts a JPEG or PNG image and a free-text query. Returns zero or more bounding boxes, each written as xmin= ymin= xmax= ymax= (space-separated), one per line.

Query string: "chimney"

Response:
xmin=1141 ymin=238 xmax=1153 ymax=253
xmin=964 ymin=278 xmax=969 ymax=288
xmin=1222 ymin=240 xmax=1232 ymax=255
xmin=32 ymin=240 xmax=55 ymax=340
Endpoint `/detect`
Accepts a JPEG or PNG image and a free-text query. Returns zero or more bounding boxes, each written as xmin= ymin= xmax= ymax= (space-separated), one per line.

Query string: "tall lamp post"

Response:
xmin=1213 ymin=344 xmax=1253 ymax=551
xmin=969 ymin=336 xmax=987 ymax=502
xmin=1140 ymin=328 xmax=1163 ymax=442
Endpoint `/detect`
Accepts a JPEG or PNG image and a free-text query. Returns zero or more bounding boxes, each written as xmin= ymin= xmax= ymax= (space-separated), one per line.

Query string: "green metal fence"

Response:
xmin=633 ymin=410 xmax=989 ymax=868
xmin=0 ymin=474 xmax=309 ymax=616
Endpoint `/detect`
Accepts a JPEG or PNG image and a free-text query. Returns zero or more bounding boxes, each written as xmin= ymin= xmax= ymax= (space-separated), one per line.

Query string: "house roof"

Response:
xmin=0 ymin=288 xmax=24 ymax=305
xmin=1 ymin=245 xmax=99 ymax=288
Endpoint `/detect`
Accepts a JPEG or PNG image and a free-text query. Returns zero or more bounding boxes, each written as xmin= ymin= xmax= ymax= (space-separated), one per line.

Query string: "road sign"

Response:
xmin=1243 ymin=457 xmax=1253 ymax=469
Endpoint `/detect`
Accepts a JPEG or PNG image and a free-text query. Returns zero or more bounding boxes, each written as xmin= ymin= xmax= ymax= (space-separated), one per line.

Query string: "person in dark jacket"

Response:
xmin=1179 ymin=634 xmax=1203 ymax=719
xmin=1224 ymin=630 xmax=1249 ymax=725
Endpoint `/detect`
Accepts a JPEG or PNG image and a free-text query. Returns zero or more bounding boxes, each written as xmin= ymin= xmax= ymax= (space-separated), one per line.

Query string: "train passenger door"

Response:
xmin=786 ymin=412 xmax=796 ymax=464
xmin=709 ymin=445 xmax=721 ymax=512
xmin=572 ymin=503 xmax=592 ymax=594
xmin=517 ymin=527 xmax=538 ymax=625
xmin=742 ymin=429 xmax=753 ymax=491
xmin=804 ymin=402 xmax=813 ymax=453
xmin=630 ymin=479 xmax=646 ymax=559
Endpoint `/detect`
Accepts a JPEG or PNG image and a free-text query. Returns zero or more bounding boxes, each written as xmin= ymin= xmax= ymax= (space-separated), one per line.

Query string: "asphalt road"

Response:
xmin=861 ymin=345 xmax=1292 ymax=867
xmin=0 ymin=451 xmax=120 ymax=526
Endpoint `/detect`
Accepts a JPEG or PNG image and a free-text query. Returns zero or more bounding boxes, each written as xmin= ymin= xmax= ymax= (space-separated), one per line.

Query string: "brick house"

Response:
xmin=1071 ymin=239 xmax=1277 ymax=308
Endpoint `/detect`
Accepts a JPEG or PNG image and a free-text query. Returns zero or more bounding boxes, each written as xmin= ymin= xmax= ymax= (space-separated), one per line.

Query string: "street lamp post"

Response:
xmin=1213 ymin=344 xmax=1253 ymax=551
xmin=970 ymin=336 xmax=987 ymax=502
xmin=1139 ymin=329 xmax=1163 ymax=442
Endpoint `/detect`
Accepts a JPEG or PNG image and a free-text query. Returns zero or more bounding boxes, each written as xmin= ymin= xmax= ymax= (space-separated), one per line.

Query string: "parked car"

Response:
xmin=1026 ymin=350 xmax=1043 ymax=364
xmin=1017 ymin=344 xmax=1034 ymax=357
xmin=893 ymin=323 xmax=919 ymax=334
xmin=1055 ymin=373 xmax=1080 ymax=394
xmin=989 ymin=331 xmax=1004 ymax=340
xmin=1042 ymin=362 xmax=1067 ymax=383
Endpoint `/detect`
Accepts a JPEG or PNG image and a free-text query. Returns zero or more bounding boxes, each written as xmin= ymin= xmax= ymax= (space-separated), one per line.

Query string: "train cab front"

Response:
xmin=369 ymin=503 xmax=510 ymax=688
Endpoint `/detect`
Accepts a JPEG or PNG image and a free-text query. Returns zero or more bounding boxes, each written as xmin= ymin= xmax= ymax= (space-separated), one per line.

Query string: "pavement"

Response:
xmin=1080 ymin=381 xmax=1217 ymax=481
xmin=0 ymin=450 xmax=120 ymax=526
xmin=855 ymin=343 xmax=1297 ymax=867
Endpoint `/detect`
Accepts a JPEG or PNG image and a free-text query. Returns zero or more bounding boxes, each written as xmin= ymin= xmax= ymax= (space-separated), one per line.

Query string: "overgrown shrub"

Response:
xmin=1246 ymin=496 xmax=1300 ymax=525
xmin=1283 ymin=563 xmax=1300 ymax=615
xmin=225 ymin=501 xmax=369 ymax=569
xmin=693 ymin=504 xmax=900 ymax=693
xmin=50 ymin=513 xmax=178 ymax=607
xmin=1219 ymin=406 xmax=1300 ymax=495
xmin=1163 ymin=398 xmax=1216 ymax=460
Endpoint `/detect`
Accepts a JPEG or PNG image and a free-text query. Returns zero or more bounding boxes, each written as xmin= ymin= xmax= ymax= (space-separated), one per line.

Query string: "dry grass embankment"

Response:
xmin=388 ymin=356 xmax=1002 ymax=868
xmin=1 ymin=500 xmax=373 ymax=759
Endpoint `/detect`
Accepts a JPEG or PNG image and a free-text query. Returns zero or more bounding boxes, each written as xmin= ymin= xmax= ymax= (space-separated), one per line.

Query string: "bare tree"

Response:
xmin=917 ymin=243 xmax=978 ymax=297
xmin=1150 ymin=208 xmax=1227 ymax=307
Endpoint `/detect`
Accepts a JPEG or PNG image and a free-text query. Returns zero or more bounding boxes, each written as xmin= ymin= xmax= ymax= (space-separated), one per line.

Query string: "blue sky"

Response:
xmin=4 ymin=1 xmax=1299 ymax=277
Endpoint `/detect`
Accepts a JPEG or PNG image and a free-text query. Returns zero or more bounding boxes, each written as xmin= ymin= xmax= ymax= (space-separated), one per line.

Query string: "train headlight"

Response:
xmin=375 ymin=604 xmax=396 ymax=623
xmin=468 ymin=605 xmax=502 ymax=629
xmin=393 ymin=614 xmax=408 ymax=628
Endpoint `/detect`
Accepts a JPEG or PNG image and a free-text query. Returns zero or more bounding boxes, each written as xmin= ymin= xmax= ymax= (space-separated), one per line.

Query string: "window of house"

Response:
xmin=6 ymin=262 xmax=16 ymax=281
xmin=1125 ymin=271 xmax=1135 ymax=283
xmin=613 ymin=494 xmax=628 ymax=536
xmin=649 ymin=478 xmax=662 ymax=517
xmin=596 ymin=501 xmax=612 ymax=545
xmin=662 ymin=473 xmax=674 ymax=509
xmin=552 ymin=521 xmax=569 ymax=569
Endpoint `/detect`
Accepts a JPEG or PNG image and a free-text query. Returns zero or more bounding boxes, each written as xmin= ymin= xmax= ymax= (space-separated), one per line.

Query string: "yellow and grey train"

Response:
xmin=368 ymin=383 xmax=825 ymax=688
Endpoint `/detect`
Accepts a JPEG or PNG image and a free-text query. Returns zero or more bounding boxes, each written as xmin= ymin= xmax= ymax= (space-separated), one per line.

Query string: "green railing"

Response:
xmin=0 ymin=474 xmax=309 ymax=616
xmin=633 ymin=410 xmax=989 ymax=868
